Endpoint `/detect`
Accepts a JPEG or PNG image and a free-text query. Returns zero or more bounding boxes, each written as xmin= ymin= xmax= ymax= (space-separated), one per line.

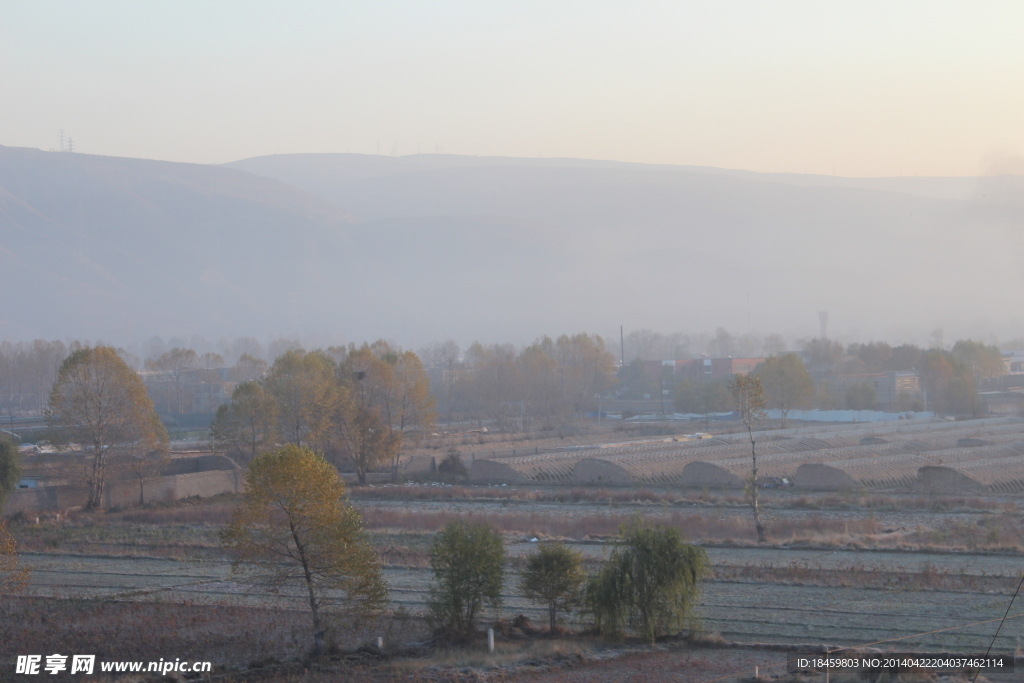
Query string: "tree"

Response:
xmin=230 ymin=353 xmax=268 ymax=383
xmin=437 ymin=447 xmax=468 ymax=480
xmin=333 ymin=393 xmax=400 ymax=485
xmin=427 ymin=521 xmax=505 ymax=637
xmin=199 ymin=352 xmax=224 ymax=369
xmin=729 ymin=374 xmax=767 ymax=543
xmin=420 ymin=340 xmax=460 ymax=426
xmin=0 ymin=434 xmax=20 ymax=512
xmin=122 ymin=448 xmax=170 ymax=506
xmin=221 ymin=446 xmax=386 ymax=655
xmin=847 ymin=342 xmax=893 ymax=373
xmin=147 ymin=347 xmax=200 ymax=413
xmin=762 ymin=334 xmax=786 ymax=357
xmin=48 ymin=347 xmax=167 ymax=510
xmin=887 ymin=343 xmax=922 ymax=372
xmin=211 ymin=382 xmax=279 ymax=463
xmin=366 ymin=346 xmax=436 ymax=481
xmin=585 ymin=518 xmax=708 ymax=643
xmin=263 ymin=350 xmax=338 ymax=452
xmin=618 ymin=359 xmax=657 ymax=401
xmin=756 ymin=354 xmax=813 ymax=428
xmin=801 ymin=338 xmax=845 ymax=377
xmin=673 ymin=378 xmax=731 ymax=429
xmin=521 ymin=542 xmax=586 ymax=633
xmin=952 ymin=340 xmax=1004 ymax=387
xmin=845 ymin=382 xmax=878 ymax=410
xmin=0 ymin=521 xmax=28 ymax=594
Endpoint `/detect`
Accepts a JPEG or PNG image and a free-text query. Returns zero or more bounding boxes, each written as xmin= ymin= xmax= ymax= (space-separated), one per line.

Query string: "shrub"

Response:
xmin=585 ymin=517 xmax=709 ymax=643
xmin=521 ymin=542 xmax=587 ymax=633
xmin=427 ymin=520 xmax=505 ymax=636
xmin=437 ymin=447 xmax=468 ymax=479
xmin=0 ymin=434 xmax=21 ymax=513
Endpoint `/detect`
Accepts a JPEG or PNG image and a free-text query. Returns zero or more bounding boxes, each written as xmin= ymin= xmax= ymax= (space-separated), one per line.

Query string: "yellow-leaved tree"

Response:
xmin=47 ymin=346 xmax=167 ymax=510
xmin=221 ymin=445 xmax=387 ymax=655
xmin=0 ymin=521 xmax=28 ymax=594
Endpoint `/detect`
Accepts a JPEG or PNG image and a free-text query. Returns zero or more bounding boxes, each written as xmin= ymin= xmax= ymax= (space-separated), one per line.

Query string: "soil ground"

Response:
xmin=6 ymin=476 xmax=1024 ymax=682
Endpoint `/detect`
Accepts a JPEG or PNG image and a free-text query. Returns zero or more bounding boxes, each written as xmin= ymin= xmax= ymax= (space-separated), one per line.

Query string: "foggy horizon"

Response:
xmin=2 ymin=1 xmax=1024 ymax=349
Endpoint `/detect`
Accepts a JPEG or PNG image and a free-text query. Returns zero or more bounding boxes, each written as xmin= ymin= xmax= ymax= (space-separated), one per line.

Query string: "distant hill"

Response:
xmin=0 ymin=144 xmax=353 ymax=340
xmin=227 ymin=153 xmax=1024 ymax=343
xmin=1 ymin=145 xmax=1021 ymax=345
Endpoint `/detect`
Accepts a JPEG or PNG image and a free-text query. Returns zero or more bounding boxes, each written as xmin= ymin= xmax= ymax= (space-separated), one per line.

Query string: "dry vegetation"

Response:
xmin=8 ymin=483 xmax=1024 ymax=682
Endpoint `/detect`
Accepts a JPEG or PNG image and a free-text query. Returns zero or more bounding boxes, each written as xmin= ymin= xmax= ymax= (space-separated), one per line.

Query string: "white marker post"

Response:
xmin=487 ymin=628 xmax=494 ymax=653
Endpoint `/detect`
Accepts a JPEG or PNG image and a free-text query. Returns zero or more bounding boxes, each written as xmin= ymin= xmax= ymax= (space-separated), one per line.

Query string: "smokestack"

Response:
xmin=819 ymin=311 xmax=829 ymax=339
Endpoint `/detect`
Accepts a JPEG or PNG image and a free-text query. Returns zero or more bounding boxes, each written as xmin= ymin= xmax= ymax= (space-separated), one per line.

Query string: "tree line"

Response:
xmin=664 ymin=338 xmax=1006 ymax=420
xmin=211 ymin=341 xmax=435 ymax=483
xmin=419 ymin=333 xmax=617 ymax=430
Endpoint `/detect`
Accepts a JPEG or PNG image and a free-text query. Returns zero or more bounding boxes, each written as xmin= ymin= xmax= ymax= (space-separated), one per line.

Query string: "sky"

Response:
xmin=3 ymin=1 xmax=1024 ymax=176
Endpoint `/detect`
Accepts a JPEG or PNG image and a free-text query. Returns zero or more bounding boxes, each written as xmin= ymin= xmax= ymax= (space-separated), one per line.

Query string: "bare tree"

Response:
xmin=147 ymin=348 xmax=200 ymax=414
xmin=729 ymin=374 xmax=767 ymax=543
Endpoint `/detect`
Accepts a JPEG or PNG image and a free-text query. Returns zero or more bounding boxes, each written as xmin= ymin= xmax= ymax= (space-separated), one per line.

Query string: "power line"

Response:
xmin=971 ymin=572 xmax=1024 ymax=683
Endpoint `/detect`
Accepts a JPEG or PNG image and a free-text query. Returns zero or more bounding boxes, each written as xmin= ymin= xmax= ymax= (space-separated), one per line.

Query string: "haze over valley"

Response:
xmin=2 ymin=144 xmax=1022 ymax=348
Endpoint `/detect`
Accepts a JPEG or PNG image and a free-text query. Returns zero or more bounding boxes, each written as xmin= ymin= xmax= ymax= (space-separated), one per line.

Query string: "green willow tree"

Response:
xmin=521 ymin=542 xmax=587 ymax=633
xmin=427 ymin=521 xmax=505 ymax=637
xmin=222 ymin=446 xmax=386 ymax=655
xmin=586 ymin=518 xmax=708 ymax=643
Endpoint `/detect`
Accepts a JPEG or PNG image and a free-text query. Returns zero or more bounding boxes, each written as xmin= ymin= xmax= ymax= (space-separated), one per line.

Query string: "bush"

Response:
xmin=0 ymin=434 xmax=21 ymax=513
xmin=521 ymin=542 xmax=586 ymax=633
xmin=427 ymin=521 xmax=505 ymax=637
xmin=437 ymin=447 xmax=468 ymax=479
xmin=585 ymin=517 xmax=709 ymax=643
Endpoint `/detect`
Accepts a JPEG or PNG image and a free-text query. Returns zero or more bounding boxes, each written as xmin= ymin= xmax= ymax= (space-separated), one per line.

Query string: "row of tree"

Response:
xmin=419 ymin=334 xmax=617 ymax=430
xmin=668 ymin=339 xmax=1005 ymax=420
xmin=212 ymin=341 xmax=435 ymax=482
xmin=223 ymin=445 xmax=710 ymax=655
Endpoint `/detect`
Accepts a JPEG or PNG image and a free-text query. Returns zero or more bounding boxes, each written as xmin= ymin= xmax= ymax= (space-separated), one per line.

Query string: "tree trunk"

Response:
xmin=292 ymin=523 xmax=325 ymax=656
xmin=87 ymin=448 xmax=105 ymax=510
xmin=749 ymin=433 xmax=765 ymax=543
xmin=357 ymin=466 xmax=367 ymax=485
xmin=549 ymin=602 xmax=557 ymax=633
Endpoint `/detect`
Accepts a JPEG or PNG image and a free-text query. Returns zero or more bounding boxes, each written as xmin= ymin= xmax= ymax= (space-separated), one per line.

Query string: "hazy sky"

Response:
xmin=3 ymin=1 xmax=1024 ymax=176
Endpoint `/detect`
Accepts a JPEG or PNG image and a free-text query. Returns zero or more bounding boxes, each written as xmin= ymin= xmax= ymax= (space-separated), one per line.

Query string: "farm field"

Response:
xmin=15 ymin=551 xmax=1024 ymax=653
xmin=9 ymin=418 xmax=1024 ymax=680
xmin=7 ymin=487 xmax=1024 ymax=682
